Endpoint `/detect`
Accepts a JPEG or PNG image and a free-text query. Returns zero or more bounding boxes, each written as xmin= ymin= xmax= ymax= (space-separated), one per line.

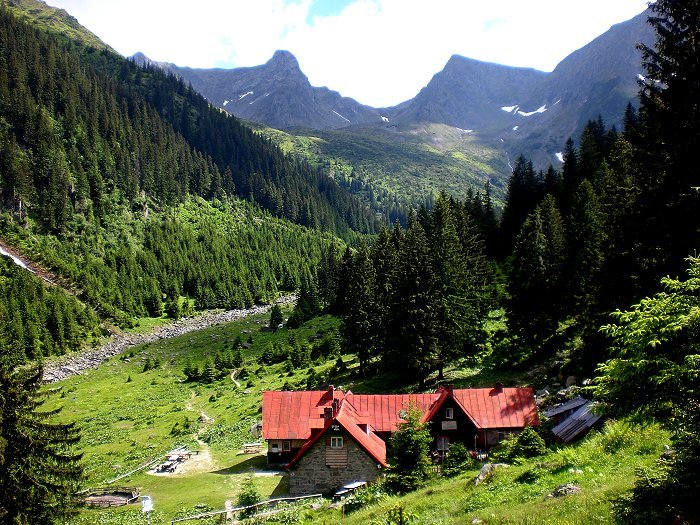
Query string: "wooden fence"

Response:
xmin=169 ymin=493 xmax=323 ymax=523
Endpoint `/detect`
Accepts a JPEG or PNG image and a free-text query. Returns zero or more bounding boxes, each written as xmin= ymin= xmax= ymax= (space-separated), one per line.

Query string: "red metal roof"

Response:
xmin=262 ymin=386 xmax=538 ymax=441
xmin=452 ymin=387 xmax=540 ymax=428
xmin=287 ymin=399 xmax=388 ymax=468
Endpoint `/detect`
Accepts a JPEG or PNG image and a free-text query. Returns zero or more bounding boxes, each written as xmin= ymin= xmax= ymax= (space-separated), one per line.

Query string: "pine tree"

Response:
xmin=566 ymin=180 xmax=605 ymax=319
xmin=428 ymin=192 xmax=470 ymax=378
xmin=386 ymin=219 xmax=438 ymax=383
xmin=372 ymin=225 xmax=398 ymax=356
xmin=268 ymin=303 xmax=283 ymax=330
xmin=630 ymin=0 xmax=700 ymax=291
xmin=508 ymin=195 xmax=565 ymax=350
xmin=341 ymin=241 xmax=377 ymax=376
xmin=500 ymin=156 xmax=543 ymax=256
xmin=0 ymin=365 xmax=83 ymax=524
xmin=287 ymin=277 xmax=320 ymax=328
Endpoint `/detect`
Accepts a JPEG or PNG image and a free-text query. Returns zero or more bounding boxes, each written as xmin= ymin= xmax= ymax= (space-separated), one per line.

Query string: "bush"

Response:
xmin=371 ymin=504 xmax=417 ymax=525
xmin=237 ymin=474 xmax=261 ymax=517
xmin=442 ymin=442 xmax=478 ymax=477
xmin=490 ymin=427 xmax=547 ymax=462
xmin=386 ymin=406 xmax=432 ymax=493
xmin=343 ymin=483 xmax=386 ymax=513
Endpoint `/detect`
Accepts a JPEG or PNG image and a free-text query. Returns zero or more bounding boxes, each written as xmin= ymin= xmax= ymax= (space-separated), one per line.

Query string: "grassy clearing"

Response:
xmin=47 ymin=308 xmax=340 ymax=522
xmin=251 ymin=121 xmax=509 ymax=211
xmin=48 ymin=309 xmax=666 ymax=524
xmin=308 ymin=421 xmax=667 ymax=525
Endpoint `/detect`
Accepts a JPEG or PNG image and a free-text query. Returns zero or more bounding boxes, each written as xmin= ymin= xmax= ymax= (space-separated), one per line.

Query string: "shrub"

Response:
xmin=343 ymin=483 xmax=386 ymax=513
xmin=371 ymin=504 xmax=417 ymax=525
xmin=386 ymin=406 xmax=432 ymax=493
xmin=442 ymin=442 xmax=478 ymax=477
xmin=237 ymin=474 xmax=261 ymax=517
xmin=491 ymin=427 xmax=547 ymax=462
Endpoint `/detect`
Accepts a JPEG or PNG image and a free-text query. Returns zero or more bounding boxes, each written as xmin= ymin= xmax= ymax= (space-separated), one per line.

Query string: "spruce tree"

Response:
xmin=630 ymin=0 xmax=700 ymax=290
xmin=341 ymin=241 xmax=377 ymax=376
xmin=0 ymin=365 xmax=83 ymax=524
xmin=428 ymin=192 xmax=470 ymax=378
xmin=372 ymin=225 xmax=398 ymax=356
xmin=387 ymin=219 xmax=438 ymax=383
xmin=268 ymin=303 xmax=283 ymax=330
xmin=500 ymin=155 xmax=543 ymax=256
xmin=566 ymin=179 xmax=605 ymax=320
xmin=508 ymin=195 xmax=565 ymax=350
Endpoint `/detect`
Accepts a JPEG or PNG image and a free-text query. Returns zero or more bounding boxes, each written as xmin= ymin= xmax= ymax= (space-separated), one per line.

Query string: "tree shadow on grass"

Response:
xmin=212 ymin=455 xmax=269 ymax=475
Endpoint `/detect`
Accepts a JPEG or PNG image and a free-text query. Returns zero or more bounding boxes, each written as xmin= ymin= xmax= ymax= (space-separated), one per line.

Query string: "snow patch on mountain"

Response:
xmin=333 ymin=110 xmax=351 ymax=123
xmin=555 ymin=152 xmax=564 ymax=163
xmin=513 ymin=126 xmax=519 ymax=131
xmin=223 ymin=100 xmax=229 ymax=106
xmin=239 ymin=91 xmax=253 ymax=100
xmin=518 ymin=105 xmax=547 ymax=117
xmin=501 ymin=105 xmax=518 ymax=113
xmin=381 ymin=116 xmax=389 ymax=122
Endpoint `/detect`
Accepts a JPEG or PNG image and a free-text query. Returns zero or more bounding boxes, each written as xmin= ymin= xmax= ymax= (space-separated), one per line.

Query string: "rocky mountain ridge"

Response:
xmin=139 ymin=9 xmax=654 ymax=169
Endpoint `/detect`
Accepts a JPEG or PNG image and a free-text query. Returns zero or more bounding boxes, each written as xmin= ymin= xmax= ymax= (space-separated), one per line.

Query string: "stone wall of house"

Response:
xmin=288 ymin=434 xmax=382 ymax=494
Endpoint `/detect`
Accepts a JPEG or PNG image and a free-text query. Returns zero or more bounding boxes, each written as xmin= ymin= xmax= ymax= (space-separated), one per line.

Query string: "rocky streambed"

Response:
xmin=42 ymin=295 xmax=296 ymax=382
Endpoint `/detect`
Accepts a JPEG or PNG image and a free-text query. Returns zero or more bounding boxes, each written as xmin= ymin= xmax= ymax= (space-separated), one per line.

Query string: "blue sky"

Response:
xmin=46 ymin=0 xmax=652 ymax=107
xmin=307 ymin=0 xmax=354 ymax=22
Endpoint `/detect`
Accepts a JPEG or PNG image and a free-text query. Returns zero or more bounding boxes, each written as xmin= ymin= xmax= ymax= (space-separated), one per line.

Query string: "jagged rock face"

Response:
xmin=133 ymin=9 xmax=653 ymax=168
xmin=387 ymin=56 xmax=547 ymax=133
xmin=136 ymin=50 xmax=382 ymax=130
xmin=387 ymin=10 xmax=654 ymax=168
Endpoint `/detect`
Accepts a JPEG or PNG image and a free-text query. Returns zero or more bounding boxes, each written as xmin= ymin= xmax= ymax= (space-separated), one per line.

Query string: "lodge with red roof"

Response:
xmin=262 ymin=385 xmax=539 ymax=494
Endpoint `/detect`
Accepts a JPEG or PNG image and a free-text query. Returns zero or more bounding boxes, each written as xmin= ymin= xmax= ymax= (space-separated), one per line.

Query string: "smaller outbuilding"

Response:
xmin=547 ymin=398 xmax=601 ymax=443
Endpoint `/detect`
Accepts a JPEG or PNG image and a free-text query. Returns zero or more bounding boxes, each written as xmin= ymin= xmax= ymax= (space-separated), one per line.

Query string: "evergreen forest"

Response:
xmin=0 ymin=0 xmax=699 ymax=523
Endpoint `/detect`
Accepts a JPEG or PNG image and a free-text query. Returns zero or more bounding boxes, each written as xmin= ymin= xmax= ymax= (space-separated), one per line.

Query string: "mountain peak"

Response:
xmin=268 ymin=50 xmax=299 ymax=67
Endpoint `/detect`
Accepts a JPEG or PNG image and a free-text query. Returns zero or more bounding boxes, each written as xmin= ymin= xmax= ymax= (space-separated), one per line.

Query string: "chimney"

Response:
xmin=332 ymin=399 xmax=340 ymax=417
xmin=323 ymin=407 xmax=333 ymax=421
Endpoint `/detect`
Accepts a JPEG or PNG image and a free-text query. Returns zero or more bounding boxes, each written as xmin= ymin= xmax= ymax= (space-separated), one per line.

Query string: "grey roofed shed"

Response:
xmin=551 ymin=401 xmax=601 ymax=443
xmin=543 ymin=396 xmax=588 ymax=418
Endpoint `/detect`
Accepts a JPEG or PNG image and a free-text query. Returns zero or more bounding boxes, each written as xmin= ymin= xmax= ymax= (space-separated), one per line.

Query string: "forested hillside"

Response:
xmin=0 ymin=4 xmax=355 ymax=364
xmin=0 ymin=3 xmax=377 ymax=237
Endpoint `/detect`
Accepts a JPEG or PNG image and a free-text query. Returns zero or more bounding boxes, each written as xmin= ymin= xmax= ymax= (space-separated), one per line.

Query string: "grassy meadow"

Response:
xmin=48 ymin=307 xmax=341 ymax=522
xmin=46 ymin=308 xmax=667 ymax=524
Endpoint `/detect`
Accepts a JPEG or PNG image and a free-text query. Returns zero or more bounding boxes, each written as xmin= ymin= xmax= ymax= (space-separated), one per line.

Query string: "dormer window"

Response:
xmin=445 ymin=407 xmax=454 ymax=420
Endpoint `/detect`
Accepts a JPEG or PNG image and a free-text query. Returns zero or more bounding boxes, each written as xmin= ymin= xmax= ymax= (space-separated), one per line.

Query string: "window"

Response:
xmin=445 ymin=407 xmax=454 ymax=419
xmin=271 ymin=442 xmax=280 ymax=453
xmin=283 ymin=441 xmax=291 ymax=452
xmin=436 ymin=436 xmax=449 ymax=451
xmin=330 ymin=436 xmax=344 ymax=449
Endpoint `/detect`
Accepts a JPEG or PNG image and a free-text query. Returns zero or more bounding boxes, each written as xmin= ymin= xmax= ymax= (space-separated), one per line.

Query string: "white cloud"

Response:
xmin=45 ymin=0 xmax=651 ymax=107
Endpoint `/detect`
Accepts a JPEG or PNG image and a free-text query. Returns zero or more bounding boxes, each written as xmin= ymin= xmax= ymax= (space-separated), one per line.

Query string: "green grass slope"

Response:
xmin=45 ymin=305 xmax=667 ymax=524
xmin=310 ymin=421 xmax=666 ymax=525
xmin=253 ymin=122 xmax=510 ymax=214
xmin=7 ymin=0 xmax=114 ymax=51
xmin=47 ymin=309 xmax=342 ymax=522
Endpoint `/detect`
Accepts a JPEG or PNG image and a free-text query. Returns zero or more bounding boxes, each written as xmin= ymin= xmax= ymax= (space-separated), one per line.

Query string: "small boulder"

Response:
xmin=474 ymin=463 xmax=509 ymax=486
xmin=547 ymin=483 xmax=581 ymax=498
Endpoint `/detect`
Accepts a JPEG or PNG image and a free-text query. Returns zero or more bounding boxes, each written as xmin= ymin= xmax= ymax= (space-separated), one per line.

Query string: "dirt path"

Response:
xmin=42 ymin=295 xmax=295 ymax=383
xmin=231 ymin=369 xmax=241 ymax=388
